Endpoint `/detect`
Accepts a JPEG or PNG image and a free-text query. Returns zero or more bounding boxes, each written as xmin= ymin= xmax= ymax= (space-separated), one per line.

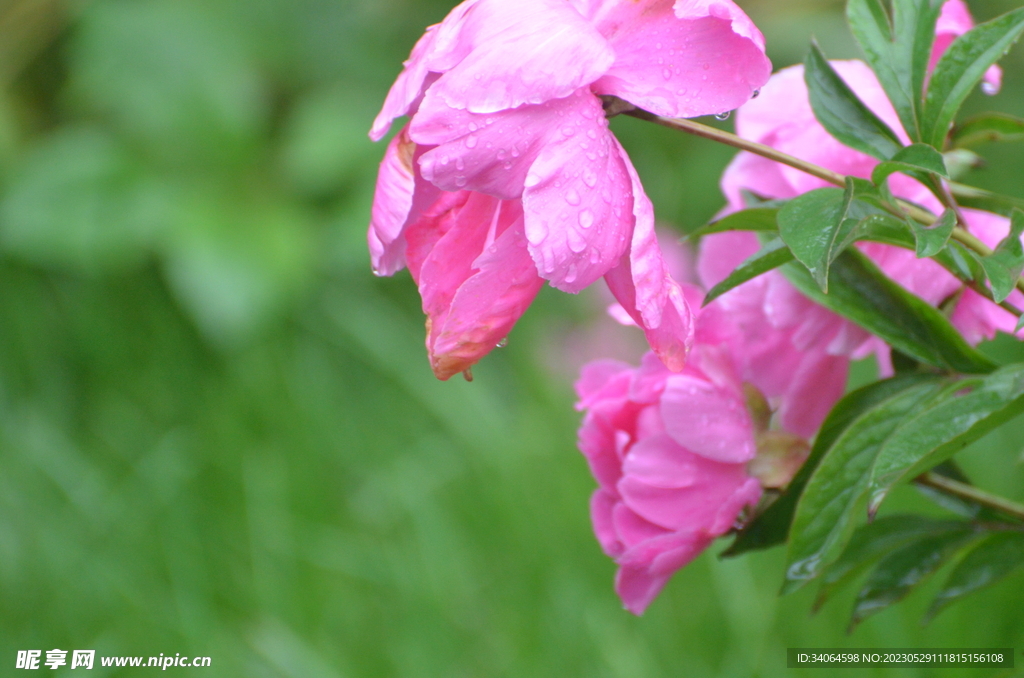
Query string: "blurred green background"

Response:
xmin=1 ymin=0 xmax=1023 ymax=675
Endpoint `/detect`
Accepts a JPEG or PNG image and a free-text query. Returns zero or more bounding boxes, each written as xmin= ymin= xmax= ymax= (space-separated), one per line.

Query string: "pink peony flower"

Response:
xmin=576 ymin=274 xmax=848 ymax=614
xmin=710 ymin=59 xmax=1023 ymax=359
xmin=576 ymin=348 xmax=763 ymax=614
xmin=368 ymin=0 xmax=772 ymax=379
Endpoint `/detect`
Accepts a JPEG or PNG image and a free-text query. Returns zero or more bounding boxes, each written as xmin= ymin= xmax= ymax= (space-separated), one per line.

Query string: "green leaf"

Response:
xmin=782 ymin=249 xmax=997 ymax=374
xmin=850 ymin=525 xmax=978 ymax=628
xmin=702 ymin=239 xmax=793 ymax=306
xmin=910 ymin=208 xmax=956 ymax=258
xmin=926 ymin=531 xmax=1024 ymax=622
xmin=922 ymin=7 xmax=1024 ymax=148
xmin=868 ymin=364 xmax=1024 ymax=514
xmin=846 ymin=0 xmax=944 ymax=141
xmin=815 ymin=515 xmax=963 ymax=611
xmin=723 ymin=374 xmax=939 ymax=558
xmin=951 ymin=113 xmax=1024 ymax=148
xmin=783 ymin=380 xmax=947 ymax=593
xmin=687 ymin=208 xmax=778 ymax=240
xmin=979 ymin=209 xmax=1024 ymax=303
xmin=777 ymin=183 xmax=858 ymax=292
xmin=870 ymin=143 xmax=949 ymax=186
xmin=804 ymin=41 xmax=902 ymax=161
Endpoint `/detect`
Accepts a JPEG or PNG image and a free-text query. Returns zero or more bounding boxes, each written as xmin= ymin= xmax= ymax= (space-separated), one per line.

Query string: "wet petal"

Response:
xmin=603 ymin=141 xmax=693 ymax=370
xmin=422 ymin=0 xmax=614 ymax=114
xmin=522 ymin=93 xmax=634 ymax=291
xmin=591 ymin=0 xmax=770 ymax=118
xmin=368 ymin=127 xmax=417 ymax=274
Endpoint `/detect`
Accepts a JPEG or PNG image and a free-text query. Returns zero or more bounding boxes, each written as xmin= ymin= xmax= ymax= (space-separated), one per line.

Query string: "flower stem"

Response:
xmin=917 ymin=471 xmax=1024 ymax=523
xmin=621 ymin=103 xmax=1024 ymax=303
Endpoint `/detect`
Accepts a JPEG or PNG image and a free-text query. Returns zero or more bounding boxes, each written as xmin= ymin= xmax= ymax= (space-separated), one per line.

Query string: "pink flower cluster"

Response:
xmin=576 ymin=275 xmax=848 ymax=614
xmin=574 ymin=0 xmax=1021 ymax=615
xmin=368 ymin=0 xmax=771 ymax=379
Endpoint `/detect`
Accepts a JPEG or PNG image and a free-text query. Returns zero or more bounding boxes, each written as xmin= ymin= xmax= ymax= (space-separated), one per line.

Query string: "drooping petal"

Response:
xmin=522 ymin=92 xmax=635 ymax=291
xmin=368 ymin=127 xmax=417 ymax=274
xmin=591 ymin=489 xmax=624 ymax=557
xmin=603 ymin=140 xmax=693 ymax=370
xmin=590 ymin=0 xmax=770 ymax=118
xmin=420 ymin=0 xmax=615 ymax=115
xmin=411 ymin=193 xmax=544 ymax=379
xmin=614 ymin=530 xmax=709 ymax=615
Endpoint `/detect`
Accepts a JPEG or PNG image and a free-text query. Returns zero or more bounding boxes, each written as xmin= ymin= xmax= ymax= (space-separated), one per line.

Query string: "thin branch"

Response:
xmin=917 ymin=472 xmax=1024 ymax=523
xmin=620 ymin=102 xmax=1024 ymax=302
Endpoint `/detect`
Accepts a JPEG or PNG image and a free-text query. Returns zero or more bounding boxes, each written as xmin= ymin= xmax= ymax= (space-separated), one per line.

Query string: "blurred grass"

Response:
xmin=0 ymin=0 xmax=1022 ymax=676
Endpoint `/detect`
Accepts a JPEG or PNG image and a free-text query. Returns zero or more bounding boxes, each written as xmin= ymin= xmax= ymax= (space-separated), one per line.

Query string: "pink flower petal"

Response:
xmin=612 ymin=502 xmax=671 ymax=550
xmin=410 ymin=193 xmax=544 ymax=379
xmin=659 ymin=372 xmax=755 ymax=463
xmin=603 ymin=140 xmax=693 ymax=370
xmin=420 ymin=0 xmax=615 ymax=115
xmin=521 ymin=92 xmax=635 ymax=291
xmin=621 ymin=432 xmax=699 ymax=489
xmin=776 ymin=348 xmax=849 ymax=439
xmin=614 ymin=530 xmax=709 ymax=615
xmin=618 ymin=436 xmax=754 ymax=530
xmin=590 ymin=0 xmax=770 ymax=118
xmin=412 ymin=87 xmax=602 ymax=201
xmin=576 ymin=359 xmax=634 ymax=405
xmin=368 ymin=127 xmax=417 ymax=274
xmin=591 ymin=489 xmax=624 ymax=557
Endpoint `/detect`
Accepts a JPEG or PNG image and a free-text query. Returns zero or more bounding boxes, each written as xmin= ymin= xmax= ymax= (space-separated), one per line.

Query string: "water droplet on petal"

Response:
xmin=455 ymin=175 xmax=467 ymax=187
xmin=702 ymin=62 xmax=710 ymax=70
xmin=468 ymin=122 xmax=478 ymax=132
xmin=586 ymin=129 xmax=598 ymax=140
xmin=662 ymin=67 xmax=673 ymax=80
xmin=582 ymin=168 xmax=598 ymax=188
xmin=440 ymin=155 xmax=450 ymax=166
xmin=715 ymin=111 xmax=731 ymax=121
xmin=497 ymin=148 xmax=506 ymax=159
xmin=578 ymin=209 xmax=594 ymax=229
xmin=562 ymin=126 xmax=576 ymax=136
xmin=565 ymin=188 xmax=581 ymax=206
xmin=981 ymin=81 xmax=999 ymax=96
xmin=496 ymin=338 xmax=508 ymax=348
xmin=455 ymin=156 xmax=465 ymax=170
xmin=564 ymin=263 xmax=579 ymax=283
xmin=465 ymin=135 xmax=478 ymax=149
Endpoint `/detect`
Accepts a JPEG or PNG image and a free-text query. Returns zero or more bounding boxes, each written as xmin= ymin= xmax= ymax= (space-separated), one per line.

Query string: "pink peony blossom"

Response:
xmin=368 ymin=0 xmax=771 ymax=379
xmin=576 ymin=273 xmax=848 ymax=614
xmin=576 ymin=348 xmax=762 ymax=614
xmin=710 ymin=59 xmax=1023 ymax=359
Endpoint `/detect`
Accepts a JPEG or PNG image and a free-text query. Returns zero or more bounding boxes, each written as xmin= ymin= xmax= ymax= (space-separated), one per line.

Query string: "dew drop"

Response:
xmin=468 ymin=122 xmax=478 ymax=132
xmin=662 ymin=67 xmax=673 ymax=80
xmin=981 ymin=81 xmax=1000 ymax=96
xmin=565 ymin=188 xmax=581 ymax=206
xmin=702 ymin=62 xmax=710 ymax=70
xmin=496 ymin=337 xmax=508 ymax=348
xmin=497 ymin=148 xmax=506 ymax=159
xmin=510 ymin=147 xmax=520 ymax=158
xmin=586 ymin=129 xmax=598 ymax=140
xmin=578 ymin=209 xmax=595 ymax=229
xmin=582 ymin=168 xmax=598 ymax=188
xmin=715 ymin=111 xmax=731 ymax=121
xmin=465 ymin=135 xmax=478 ymax=149
xmin=455 ymin=156 xmax=465 ymax=170
xmin=455 ymin=175 xmax=467 ymax=187
xmin=440 ymin=155 xmax=450 ymax=166
xmin=564 ymin=263 xmax=579 ymax=283
xmin=562 ymin=126 xmax=576 ymax=136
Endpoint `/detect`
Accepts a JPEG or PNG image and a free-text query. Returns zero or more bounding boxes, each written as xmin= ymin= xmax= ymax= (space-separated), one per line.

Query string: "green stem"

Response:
xmin=917 ymin=472 xmax=1024 ymax=523
xmin=621 ymin=103 xmax=1024 ymax=303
